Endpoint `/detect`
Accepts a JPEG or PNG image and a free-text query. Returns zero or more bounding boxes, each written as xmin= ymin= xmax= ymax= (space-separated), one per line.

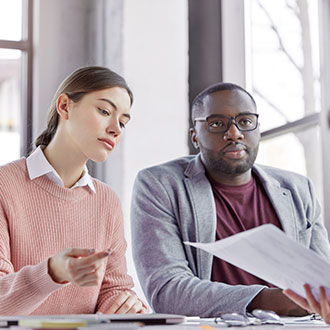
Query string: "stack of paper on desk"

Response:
xmin=184 ymin=224 xmax=330 ymax=300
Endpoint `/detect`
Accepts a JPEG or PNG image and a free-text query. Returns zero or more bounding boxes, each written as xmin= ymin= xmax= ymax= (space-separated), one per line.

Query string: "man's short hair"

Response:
xmin=192 ymin=82 xmax=257 ymax=120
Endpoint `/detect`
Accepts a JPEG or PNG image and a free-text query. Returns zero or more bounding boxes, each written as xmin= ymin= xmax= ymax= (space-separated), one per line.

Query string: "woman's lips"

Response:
xmin=98 ymin=138 xmax=114 ymax=151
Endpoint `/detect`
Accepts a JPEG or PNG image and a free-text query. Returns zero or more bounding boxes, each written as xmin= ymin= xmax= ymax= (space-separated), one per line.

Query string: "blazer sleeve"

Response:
xmin=306 ymin=178 xmax=330 ymax=260
xmin=130 ymin=169 xmax=265 ymax=317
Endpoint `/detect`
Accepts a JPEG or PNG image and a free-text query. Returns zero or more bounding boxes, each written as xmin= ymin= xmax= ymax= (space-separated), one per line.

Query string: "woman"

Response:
xmin=284 ymin=285 xmax=330 ymax=323
xmin=0 ymin=66 xmax=147 ymax=315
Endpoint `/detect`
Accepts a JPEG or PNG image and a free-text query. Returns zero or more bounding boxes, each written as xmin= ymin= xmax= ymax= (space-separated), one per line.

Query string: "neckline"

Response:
xmin=15 ymin=158 xmax=92 ymax=201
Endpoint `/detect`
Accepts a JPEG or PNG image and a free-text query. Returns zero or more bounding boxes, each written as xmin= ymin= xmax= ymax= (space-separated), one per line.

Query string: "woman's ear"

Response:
xmin=56 ymin=94 xmax=71 ymax=120
xmin=189 ymin=128 xmax=199 ymax=150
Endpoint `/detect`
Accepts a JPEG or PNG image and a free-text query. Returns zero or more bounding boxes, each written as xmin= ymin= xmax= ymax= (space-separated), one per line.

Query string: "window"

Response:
xmin=248 ymin=0 xmax=324 ymax=202
xmin=0 ymin=0 xmax=32 ymax=164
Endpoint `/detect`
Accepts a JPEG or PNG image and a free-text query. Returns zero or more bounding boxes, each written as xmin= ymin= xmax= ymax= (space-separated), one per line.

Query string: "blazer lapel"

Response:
xmin=253 ymin=166 xmax=298 ymax=241
xmin=184 ymin=155 xmax=217 ymax=279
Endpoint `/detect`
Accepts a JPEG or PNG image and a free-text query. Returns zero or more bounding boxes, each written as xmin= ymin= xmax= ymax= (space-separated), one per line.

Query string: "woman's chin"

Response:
xmin=90 ymin=151 xmax=112 ymax=163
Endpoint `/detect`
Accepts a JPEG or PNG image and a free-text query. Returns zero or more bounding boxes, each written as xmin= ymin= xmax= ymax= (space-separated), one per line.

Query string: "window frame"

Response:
xmin=0 ymin=0 xmax=33 ymax=156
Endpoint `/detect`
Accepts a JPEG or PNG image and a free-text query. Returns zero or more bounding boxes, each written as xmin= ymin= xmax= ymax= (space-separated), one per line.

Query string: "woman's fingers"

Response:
xmin=115 ymin=294 xmax=142 ymax=314
xmin=48 ymin=248 xmax=109 ymax=285
xmin=107 ymin=291 xmax=131 ymax=314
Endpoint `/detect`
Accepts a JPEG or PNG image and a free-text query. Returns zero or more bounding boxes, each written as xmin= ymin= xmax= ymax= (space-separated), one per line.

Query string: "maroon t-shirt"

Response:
xmin=209 ymin=173 xmax=282 ymax=286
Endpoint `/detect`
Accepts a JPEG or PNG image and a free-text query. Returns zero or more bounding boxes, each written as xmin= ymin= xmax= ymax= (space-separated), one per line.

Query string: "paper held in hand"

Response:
xmin=184 ymin=224 xmax=330 ymax=301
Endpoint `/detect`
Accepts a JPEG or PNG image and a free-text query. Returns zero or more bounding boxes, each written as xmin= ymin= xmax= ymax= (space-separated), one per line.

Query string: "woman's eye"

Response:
xmin=120 ymin=122 xmax=126 ymax=129
xmin=99 ymin=108 xmax=110 ymax=116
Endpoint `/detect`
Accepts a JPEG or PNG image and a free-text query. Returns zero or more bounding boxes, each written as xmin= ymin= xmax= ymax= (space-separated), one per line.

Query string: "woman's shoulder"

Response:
xmin=0 ymin=158 xmax=27 ymax=179
xmin=91 ymin=177 xmax=120 ymax=200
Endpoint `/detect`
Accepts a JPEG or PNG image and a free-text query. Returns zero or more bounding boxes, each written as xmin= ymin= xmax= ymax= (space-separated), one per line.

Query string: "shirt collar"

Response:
xmin=26 ymin=146 xmax=96 ymax=193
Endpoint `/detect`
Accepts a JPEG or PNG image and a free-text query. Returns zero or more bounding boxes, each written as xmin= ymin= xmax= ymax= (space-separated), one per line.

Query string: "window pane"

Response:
xmin=0 ymin=0 xmax=23 ymax=41
xmin=0 ymin=49 xmax=22 ymax=165
xmin=249 ymin=0 xmax=321 ymax=131
xmin=257 ymin=126 xmax=323 ymax=206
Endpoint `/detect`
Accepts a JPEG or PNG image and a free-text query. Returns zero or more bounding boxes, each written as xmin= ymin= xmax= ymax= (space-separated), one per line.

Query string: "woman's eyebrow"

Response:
xmin=98 ymin=98 xmax=117 ymax=110
xmin=98 ymin=98 xmax=131 ymax=120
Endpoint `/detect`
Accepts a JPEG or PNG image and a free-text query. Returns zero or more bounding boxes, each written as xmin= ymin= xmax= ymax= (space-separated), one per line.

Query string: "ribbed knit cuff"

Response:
xmin=28 ymin=259 xmax=69 ymax=295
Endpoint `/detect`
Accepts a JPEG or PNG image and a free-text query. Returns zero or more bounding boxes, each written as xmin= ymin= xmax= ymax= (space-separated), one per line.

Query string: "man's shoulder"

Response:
xmin=135 ymin=155 xmax=200 ymax=188
xmin=254 ymin=164 xmax=310 ymax=187
xmin=139 ymin=155 xmax=196 ymax=177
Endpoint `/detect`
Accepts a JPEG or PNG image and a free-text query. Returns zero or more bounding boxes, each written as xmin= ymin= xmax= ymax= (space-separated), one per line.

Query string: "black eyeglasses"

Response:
xmin=194 ymin=113 xmax=259 ymax=133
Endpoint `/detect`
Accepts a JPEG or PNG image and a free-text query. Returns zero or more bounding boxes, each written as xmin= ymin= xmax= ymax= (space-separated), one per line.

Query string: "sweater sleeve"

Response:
xmin=0 ymin=198 xmax=65 ymax=315
xmin=96 ymin=197 xmax=134 ymax=313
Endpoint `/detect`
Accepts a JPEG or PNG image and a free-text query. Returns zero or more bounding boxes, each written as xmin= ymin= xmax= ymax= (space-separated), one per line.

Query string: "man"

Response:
xmin=130 ymin=83 xmax=330 ymax=317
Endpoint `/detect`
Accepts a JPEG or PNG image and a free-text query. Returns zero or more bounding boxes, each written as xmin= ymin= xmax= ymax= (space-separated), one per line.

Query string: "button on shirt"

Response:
xmin=26 ymin=146 xmax=96 ymax=193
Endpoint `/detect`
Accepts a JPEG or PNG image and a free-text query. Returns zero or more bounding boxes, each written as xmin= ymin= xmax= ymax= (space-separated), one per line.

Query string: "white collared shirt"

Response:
xmin=26 ymin=146 xmax=96 ymax=193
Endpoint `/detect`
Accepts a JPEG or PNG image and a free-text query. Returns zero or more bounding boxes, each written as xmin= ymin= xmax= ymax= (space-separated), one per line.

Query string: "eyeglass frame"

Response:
xmin=193 ymin=112 xmax=259 ymax=133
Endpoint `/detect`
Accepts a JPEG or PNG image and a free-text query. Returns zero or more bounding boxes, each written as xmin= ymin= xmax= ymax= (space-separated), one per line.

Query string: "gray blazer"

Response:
xmin=131 ymin=154 xmax=330 ymax=317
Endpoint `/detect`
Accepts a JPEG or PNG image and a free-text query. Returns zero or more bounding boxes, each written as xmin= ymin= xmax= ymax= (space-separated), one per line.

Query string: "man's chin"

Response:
xmin=215 ymin=159 xmax=253 ymax=175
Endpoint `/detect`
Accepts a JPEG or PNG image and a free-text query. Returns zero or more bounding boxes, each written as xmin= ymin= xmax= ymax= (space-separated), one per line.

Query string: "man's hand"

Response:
xmin=48 ymin=248 xmax=109 ymax=286
xmin=247 ymin=288 xmax=309 ymax=316
xmin=284 ymin=284 xmax=330 ymax=323
xmin=106 ymin=291 xmax=149 ymax=314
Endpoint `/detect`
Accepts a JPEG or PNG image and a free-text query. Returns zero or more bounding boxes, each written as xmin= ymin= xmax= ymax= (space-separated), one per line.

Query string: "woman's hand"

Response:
xmin=106 ymin=291 xmax=149 ymax=314
xmin=48 ymin=248 xmax=109 ymax=286
xmin=284 ymin=284 xmax=330 ymax=323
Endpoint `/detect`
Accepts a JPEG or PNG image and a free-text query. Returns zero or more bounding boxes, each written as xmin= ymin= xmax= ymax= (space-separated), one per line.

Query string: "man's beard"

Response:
xmin=200 ymin=144 xmax=259 ymax=175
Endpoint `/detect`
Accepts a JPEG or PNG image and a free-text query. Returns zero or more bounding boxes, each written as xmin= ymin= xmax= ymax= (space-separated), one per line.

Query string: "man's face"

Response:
xmin=191 ymin=89 xmax=260 ymax=176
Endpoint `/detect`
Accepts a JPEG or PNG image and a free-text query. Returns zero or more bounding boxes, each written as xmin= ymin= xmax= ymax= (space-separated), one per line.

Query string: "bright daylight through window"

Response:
xmin=0 ymin=0 xmax=23 ymax=165
xmin=249 ymin=0 xmax=323 ymax=202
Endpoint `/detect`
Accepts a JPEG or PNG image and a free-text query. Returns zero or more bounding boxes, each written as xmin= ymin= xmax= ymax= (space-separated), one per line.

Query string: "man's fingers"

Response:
xmin=319 ymin=286 xmax=330 ymax=324
xmin=107 ymin=292 xmax=131 ymax=314
xmin=283 ymin=289 xmax=311 ymax=312
xmin=304 ymin=284 xmax=322 ymax=315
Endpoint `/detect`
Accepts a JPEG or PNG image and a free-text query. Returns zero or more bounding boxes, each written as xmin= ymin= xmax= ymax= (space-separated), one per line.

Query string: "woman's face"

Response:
xmin=65 ymin=87 xmax=131 ymax=162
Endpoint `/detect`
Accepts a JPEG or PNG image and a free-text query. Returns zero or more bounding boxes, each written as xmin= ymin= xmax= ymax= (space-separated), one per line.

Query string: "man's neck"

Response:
xmin=206 ymin=169 xmax=252 ymax=186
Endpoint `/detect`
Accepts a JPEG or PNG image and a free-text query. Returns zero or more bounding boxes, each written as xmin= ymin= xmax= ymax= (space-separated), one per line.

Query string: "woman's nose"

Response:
xmin=106 ymin=119 xmax=122 ymax=137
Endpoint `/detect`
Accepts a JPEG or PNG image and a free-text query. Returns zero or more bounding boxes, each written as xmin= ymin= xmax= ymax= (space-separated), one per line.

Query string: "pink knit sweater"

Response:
xmin=0 ymin=158 xmax=134 ymax=315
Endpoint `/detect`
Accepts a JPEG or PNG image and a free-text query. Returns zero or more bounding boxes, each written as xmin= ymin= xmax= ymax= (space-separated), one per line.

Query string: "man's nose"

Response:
xmin=224 ymin=121 xmax=244 ymax=141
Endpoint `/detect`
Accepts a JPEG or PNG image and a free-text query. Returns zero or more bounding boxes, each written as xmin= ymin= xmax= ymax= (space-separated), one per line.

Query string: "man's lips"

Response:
xmin=222 ymin=144 xmax=247 ymax=159
xmin=98 ymin=138 xmax=115 ymax=151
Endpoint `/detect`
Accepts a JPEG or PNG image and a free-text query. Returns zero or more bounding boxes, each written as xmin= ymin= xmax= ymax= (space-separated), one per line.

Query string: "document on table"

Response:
xmin=184 ymin=224 xmax=330 ymax=300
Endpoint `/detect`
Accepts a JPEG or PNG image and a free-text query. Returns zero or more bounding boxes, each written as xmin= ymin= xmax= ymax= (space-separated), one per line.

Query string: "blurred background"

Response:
xmin=0 ymin=0 xmax=330 ymax=302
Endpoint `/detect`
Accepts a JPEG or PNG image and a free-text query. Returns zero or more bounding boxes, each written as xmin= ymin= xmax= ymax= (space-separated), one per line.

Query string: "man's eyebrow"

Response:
xmin=98 ymin=98 xmax=131 ymax=120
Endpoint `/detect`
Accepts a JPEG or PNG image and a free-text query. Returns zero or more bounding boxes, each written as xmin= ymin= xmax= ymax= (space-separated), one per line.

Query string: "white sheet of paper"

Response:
xmin=184 ymin=224 xmax=330 ymax=300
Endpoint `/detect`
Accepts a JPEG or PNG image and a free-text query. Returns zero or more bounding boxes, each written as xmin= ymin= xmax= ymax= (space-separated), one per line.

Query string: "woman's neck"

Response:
xmin=43 ymin=134 xmax=87 ymax=189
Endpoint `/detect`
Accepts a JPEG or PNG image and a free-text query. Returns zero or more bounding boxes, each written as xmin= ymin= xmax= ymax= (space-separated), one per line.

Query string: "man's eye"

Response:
xmin=99 ymin=108 xmax=110 ymax=116
xmin=239 ymin=118 xmax=253 ymax=126
xmin=209 ymin=120 xmax=224 ymax=128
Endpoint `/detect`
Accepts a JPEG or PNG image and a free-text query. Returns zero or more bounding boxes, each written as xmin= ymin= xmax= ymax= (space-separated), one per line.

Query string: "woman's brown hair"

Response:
xmin=34 ymin=66 xmax=133 ymax=148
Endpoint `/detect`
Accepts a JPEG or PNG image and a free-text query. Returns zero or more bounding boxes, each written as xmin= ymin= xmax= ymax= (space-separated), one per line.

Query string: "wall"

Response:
xmin=32 ymin=0 xmax=189 ymax=305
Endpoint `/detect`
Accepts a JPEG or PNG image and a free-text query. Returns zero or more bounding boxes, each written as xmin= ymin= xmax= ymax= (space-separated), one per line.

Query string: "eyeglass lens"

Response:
xmin=207 ymin=114 xmax=258 ymax=133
